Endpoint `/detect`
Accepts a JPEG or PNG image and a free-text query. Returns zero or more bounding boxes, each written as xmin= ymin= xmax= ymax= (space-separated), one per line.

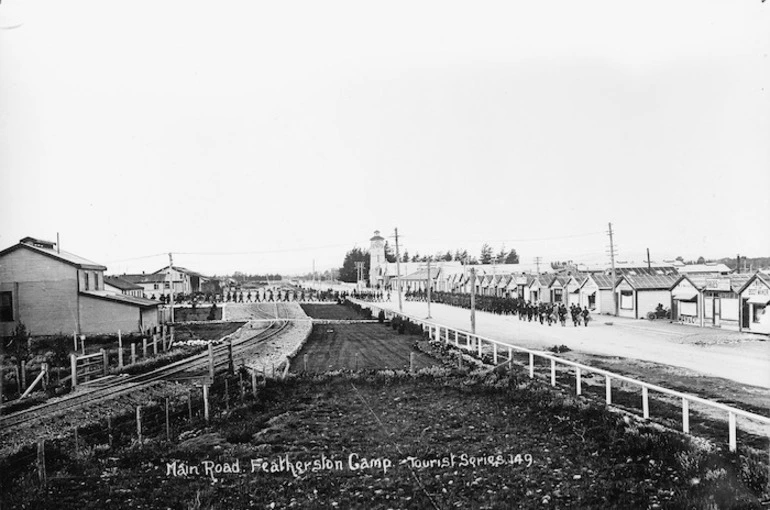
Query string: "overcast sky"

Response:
xmin=1 ymin=0 xmax=768 ymax=276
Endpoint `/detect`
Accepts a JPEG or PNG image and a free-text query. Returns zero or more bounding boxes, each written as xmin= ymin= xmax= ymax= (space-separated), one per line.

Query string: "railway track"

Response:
xmin=0 ymin=320 xmax=290 ymax=431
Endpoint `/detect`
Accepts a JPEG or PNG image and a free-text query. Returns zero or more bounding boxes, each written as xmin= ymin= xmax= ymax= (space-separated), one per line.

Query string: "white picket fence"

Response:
xmin=357 ymin=300 xmax=770 ymax=453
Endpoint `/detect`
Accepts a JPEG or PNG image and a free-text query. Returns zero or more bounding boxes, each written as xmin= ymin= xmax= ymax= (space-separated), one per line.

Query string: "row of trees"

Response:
xmin=339 ymin=244 xmax=520 ymax=283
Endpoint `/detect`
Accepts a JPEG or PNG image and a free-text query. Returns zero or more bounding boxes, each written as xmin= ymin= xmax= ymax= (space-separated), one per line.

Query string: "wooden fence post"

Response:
xmin=115 ymin=330 xmax=123 ymax=368
xmin=203 ymin=384 xmax=210 ymax=422
xmin=528 ymin=353 xmax=534 ymax=378
xmin=682 ymin=398 xmax=690 ymax=433
xmin=493 ymin=343 xmax=498 ymax=364
xmin=70 ymin=353 xmax=78 ymax=388
xmin=101 ymin=348 xmax=108 ymax=377
xmin=576 ymin=368 xmax=582 ymax=396
xmin=152 ymin=334 xmax=158 ymax=356
xmin=131 ymin=343 xmax=137 ymax=365
xmin=728 ymin=411 xmax=737 ymax=452
xmin=477 ymin=337 xmax=483 ymax=358
xmin=136 ymin=406 xmax=143 ymax=443
xmin=37 ymin=439 xmax=46 ymax=487
xmin=162 ymin=326 xmax=167 ymax=351
xmin=410 ymin=352 xmax=415 ymax=374
xmin=142 ymin=338 xmax=148 ymax=358
xmin=605 ymin=376 xmax=612 ymax=405
xmin=208 ymin=343 xmax=215 ymax=380
xmin=508 ymin=347 xmax=513 ymax=368
xmin=251 ymin=371 xmax=258 ymax=398
xmin=642 ymin=387 xmax=649 ymax=419
xmin=550 ymin=359 xmax=556 ymax=386
xmin=0 ymin=357 xmax=4 ymax=416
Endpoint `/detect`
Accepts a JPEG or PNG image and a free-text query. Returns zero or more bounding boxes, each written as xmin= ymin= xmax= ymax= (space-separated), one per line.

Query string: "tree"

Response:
xmin=496 ymin=246 xmax=508 ymax=263
xmin=411 ymin=252 xmax=420 ymax=262
xmin=480 ymin=244 xmax=493 ymax=264
xmin=401 ymin=250 xmax=409 ymax=263
xmin=504 ymin=249 xmax=519 ymax=264
xmin=339 ymin=247 xmax=370 ymax=283
xmin=454 ymin=249 xmax=469 ymax=262
xmin=442 ymin=251 xmax=453 ymax=261
xmin=384 ymin=241 xmax=397 ymax=263
xmin=697 ymin=256 xmax=706 ymax=264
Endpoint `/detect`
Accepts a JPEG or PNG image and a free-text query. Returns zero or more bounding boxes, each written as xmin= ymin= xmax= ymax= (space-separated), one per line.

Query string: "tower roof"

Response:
xmin=370 ymin=230 xmax=384 ymax=241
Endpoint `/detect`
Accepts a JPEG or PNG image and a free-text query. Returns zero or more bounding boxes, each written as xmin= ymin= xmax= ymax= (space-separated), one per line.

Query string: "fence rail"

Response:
xmin=355 ymin=300 xmax=770 ymax=453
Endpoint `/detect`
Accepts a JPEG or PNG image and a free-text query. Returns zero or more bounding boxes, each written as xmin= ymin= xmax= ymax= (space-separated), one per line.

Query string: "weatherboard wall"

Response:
xmin=0 ymin=248 xmax=80 ymax=336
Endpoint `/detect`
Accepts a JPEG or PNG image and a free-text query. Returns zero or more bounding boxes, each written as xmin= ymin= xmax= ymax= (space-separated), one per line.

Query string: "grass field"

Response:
xmin=300 ymin=303 xmax=370 ymax=320
xmin=290 ymin=323 xmax=439 ymax=373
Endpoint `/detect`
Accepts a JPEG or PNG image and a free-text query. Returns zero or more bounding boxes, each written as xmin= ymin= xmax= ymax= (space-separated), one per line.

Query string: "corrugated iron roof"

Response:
xmin=104 ymin=276 xmax=143 ymax=291
xmin=620 ymin=274 xmax=679 ymax=290
xmin=0 ymin=241 xmax=107 ymax=270
xmin=80 ymin=291 xmax=160 ymax=308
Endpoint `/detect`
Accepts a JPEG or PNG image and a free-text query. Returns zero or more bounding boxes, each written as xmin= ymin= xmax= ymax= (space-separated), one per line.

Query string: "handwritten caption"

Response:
xmin=166 ymin=453 xmax=534 ymax=482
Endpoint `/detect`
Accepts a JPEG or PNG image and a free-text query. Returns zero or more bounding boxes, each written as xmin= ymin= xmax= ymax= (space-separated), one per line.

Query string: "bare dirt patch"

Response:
xmin=290 ymin=323 xmax=439 ymax=373
xmin=300 ymin=303 xmax=369 ymax=320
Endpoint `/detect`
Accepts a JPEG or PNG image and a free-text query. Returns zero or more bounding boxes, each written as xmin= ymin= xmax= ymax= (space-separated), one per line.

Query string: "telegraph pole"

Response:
xmin=426 ymin=258 xmax=432 ymax=319
xmin=534 ymin=256 xmax=542 ymax=274
xmin=394 ymin=228 xmax=403 ymax=313
xmin=168 ymin=253 xmax=175 ymax=323
xmin=608 ymin=223 xmax=617 ymax=316
xmin=646 ymin=248 xmax=651 ymax=272
xmin=470 ymin=266 xmax=476 ymax=334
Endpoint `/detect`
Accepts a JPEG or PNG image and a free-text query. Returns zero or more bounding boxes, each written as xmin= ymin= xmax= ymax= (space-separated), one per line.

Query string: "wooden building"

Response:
xmin=0 ymin=237 xmax=160 ymax=337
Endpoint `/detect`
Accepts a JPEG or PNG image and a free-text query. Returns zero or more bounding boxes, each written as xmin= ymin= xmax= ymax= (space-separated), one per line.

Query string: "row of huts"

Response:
xmin=390 ymin=262 xmax=770 ymax=335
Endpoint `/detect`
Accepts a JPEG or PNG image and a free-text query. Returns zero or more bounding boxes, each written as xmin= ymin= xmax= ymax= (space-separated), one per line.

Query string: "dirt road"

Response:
xmin=365 ymin=300 xmax=770 ymax=389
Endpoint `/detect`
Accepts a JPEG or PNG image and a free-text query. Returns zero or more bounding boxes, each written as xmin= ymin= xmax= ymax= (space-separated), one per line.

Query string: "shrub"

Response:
xmin=377 ymin=310 xmax=385 ymax=323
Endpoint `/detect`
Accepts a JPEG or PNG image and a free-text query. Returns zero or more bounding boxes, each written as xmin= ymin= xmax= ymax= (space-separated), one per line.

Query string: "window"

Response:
xmin=153 ymin=283 xmax=159 ymax=290
xmin=620 ymin=290 xmax=634 ymax=310
xmin=0 ymin=291 xmax=13 ymax=322
xmin=588 ymin=293 xmax=596 ymax=308
xmin=84 ymin=272 xmax=90 ymax=291
xmin=553 ymin=289 xmax=563 ymax=302
xmin=164 ymin=282 xmax=170 ymax=289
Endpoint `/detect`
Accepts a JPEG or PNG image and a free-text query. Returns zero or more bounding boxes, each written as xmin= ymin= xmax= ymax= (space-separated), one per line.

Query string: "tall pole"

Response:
xmin=168 ymin=253 xmax=175 ymax=323
xmin=534 ymin=256 xmax=542 ymax=274
xmin=394 ymin=228 xmax=403 ymax=313
xmin=608 ymin=223 xmax=617 ymax=316
xmin=646 ymin=248 xmax=651 ymax=272
xmin=426 ymin=258 xmax=432 ymax=319
xmin=470 ymin=266 xmax=476 ymax=334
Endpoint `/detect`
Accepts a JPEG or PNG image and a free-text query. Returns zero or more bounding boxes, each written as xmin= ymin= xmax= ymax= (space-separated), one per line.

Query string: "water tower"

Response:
xmin=369 ymin=230 xmax=385 ymax=288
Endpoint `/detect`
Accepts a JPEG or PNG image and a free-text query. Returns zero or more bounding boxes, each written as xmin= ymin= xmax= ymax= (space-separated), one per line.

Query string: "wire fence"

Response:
xmin=0 ymin=367 xmax=267 ymax=497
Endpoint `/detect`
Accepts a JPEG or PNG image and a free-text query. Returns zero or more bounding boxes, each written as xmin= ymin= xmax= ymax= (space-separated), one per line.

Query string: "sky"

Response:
xmin=1 ymin=0 xmax=768 ymax=276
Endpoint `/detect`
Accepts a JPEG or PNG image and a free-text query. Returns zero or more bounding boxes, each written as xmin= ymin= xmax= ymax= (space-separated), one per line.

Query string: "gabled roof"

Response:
xmin=737 ymin=272 xmax=770 ymax=295
xmin=0 ymin=238 xmax=107 ymax=271
xmin=153 ymin=265 xmax=206 ymax=278
xmin=670 ymin=274 xmax=707 ymax=291
xmin=80 ymin=291 xmax=160 ymax=308
xmin=121 ymin=273 xmax=168 ymax=284
xmin=549 ymin=275 xmax=571 ymax=288
xmin=581 ymin=274 xmax=616 ymax=290
xmin=618 ymin=274 xmax=679 ymax=290
xmin=398 ymin=267 xmax=440 ymax=281
xmin=104 ymin=276 xmax=143 ymax=291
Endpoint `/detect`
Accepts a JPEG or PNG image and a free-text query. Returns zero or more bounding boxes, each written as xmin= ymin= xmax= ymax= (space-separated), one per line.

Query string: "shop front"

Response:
xmin=739 ymin=274 xmax=770 ymax=334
